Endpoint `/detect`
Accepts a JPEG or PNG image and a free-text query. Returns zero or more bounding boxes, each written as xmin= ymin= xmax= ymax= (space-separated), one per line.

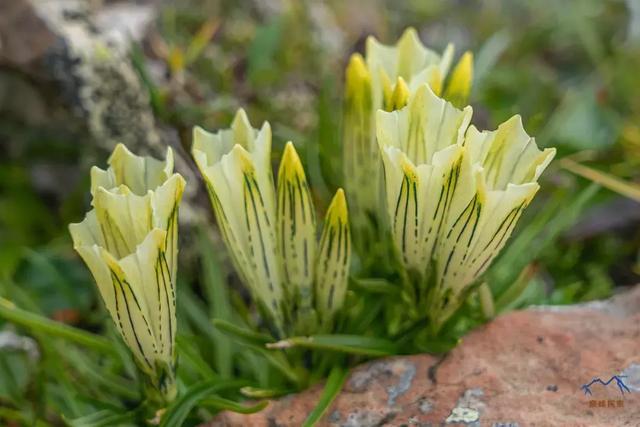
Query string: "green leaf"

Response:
xmin=176 ymin=335 xmax=218 ymax=380
xmin=477 ymin=282 xmax=495 ymax=319
xmin=62 ymin=346 xmax=139 ymax=400
xmin=240 ymin=386 xmax=293 ymax=399
xmin=66 ymin=408 xmax=139 ymax=427
xmin=130 ymin=43 xmax=166 ymax=116
xmin=178 ymin=285 xmax=217 ymax=342
xmin=212 ymin=320 xmax=304 ymax=386
xmin=198 ymin=231 xmax=234 ymax=378
xmin=160 ymin=379 xmax=247 ymax=427
xmin=248 ymin=19 xmax=283 ymax=85
xmin=302 ymin=366 xmax=347 ymax=427
xmin=0 ymin=407 xmax=51 ymax=427
xmin=0 ymin=297 xmax=116 ymax=356
xmin=212 ymin=319 xmax=273 ymax=348
xmin=560 ymin=158 xmax=640 ymax=202
xmin=200 ymin=396 xmax=268 ymax=414
xmin=0 ymin=349 xmax=31 ymax=403
xmin=267 ymin=334 xmax=398 ymax=357
xmin=489 ymin=183 xmax=599 ymax=297
xmin=185 ymin=19 xmax=219 ymax=65
xmin=494 ymin=264 xmax=536 ymax=312
xmin=349 ymin=277 xmax=398 ymax=294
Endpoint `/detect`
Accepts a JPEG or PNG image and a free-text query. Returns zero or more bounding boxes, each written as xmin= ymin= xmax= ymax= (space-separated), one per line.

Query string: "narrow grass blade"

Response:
xmin=477 ymin=282 xmax=495 ymax=319
xmin=0 ymin=408 xmax=52 ymax=427
xmin=349 ymin=277 xmax=397 ymax=294
xmin=200 ymin=396 xmax=268 ymax=414
xmin=178 ymin=285 xmax=217 ymax=342
xmin=66 ymin=408 xmax=139 ymax=427
xmin=176 ymin=335 xmax=218 ymax=379
xmin=240 ymin=386 xmax=293 ymax=399
xmin=302 ymin=366 xmax=347 ymax=427
xmin=489 ymin=183 xmax=599 ymax=296
xmin=494 ymin=264 xmax=537 ymax=312
xmin=561 ymin=158 xmax=640 ymax=201
xmin=267 ymin=334 xmax=398 ymax=357
xmin=0 ymin=298 xmax=116 ymax=356
xmin=185 ymin=19 xmax=219 ymax=64
xmin=198 ymin=231 xmax=234 ymax=378
xmin=160 ymin=379 xmax=247 ymax=427
xmin=213 ymin=321 xmax=303 ymax=386
xmin=63 ymin=346 xmax=139 ymax=400
xmin=212 ymin=319 xmax=272 ymax=347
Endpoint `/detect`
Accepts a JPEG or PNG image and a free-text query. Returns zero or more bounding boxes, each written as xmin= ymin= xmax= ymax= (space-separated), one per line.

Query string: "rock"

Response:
xmin=0 ymin=0 xmax=58 ymax=65
xmin=0 ymin=0 xmax=161 ymax=152
xmin=206 ymin=286 xmax=640 ymax=426
xmin=0 ymin=0 xmax=202 ymax=220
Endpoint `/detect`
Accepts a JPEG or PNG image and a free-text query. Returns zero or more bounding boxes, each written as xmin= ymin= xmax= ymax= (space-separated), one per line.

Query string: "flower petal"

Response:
xmin=377 ymin=84 xmax=472 ymax=166
xmin=343 ymin=54 xmax=378 ymax=218
xmin=90 ymin=143 xmax=174 ymax=196
xmin=380 ymin=147 xmax=423 ymax=271
xmin=366 ymin=28 xmax=455 ymax=108
xmin=92 ymin=186 xmax=154 ymax=259
xmin=436 ymin=181 xmax=540 ymax=321
xmin=277 ymin=142 xmax=316 ymax=311
xmin=69 ymin=210 xmax=106 ymax=249
xmin=196 ymin=135 xmax=284 ymax=324
xmin=150 ymin=174 xmax=186 ymax=280
xmin=119 ymin=228 xmax=175 ymax=364
xmin=443 ymin=51 xmax=473 ymax=108
xmin=464 ymin=115 xmax=556 ymax=190
xmin=383 ymin=77 xmax=410 ymax=111
xmin=315 ymin=189 xmax=351 ymax=322
xmin=98 ymin=246 xmax=158 ymax=375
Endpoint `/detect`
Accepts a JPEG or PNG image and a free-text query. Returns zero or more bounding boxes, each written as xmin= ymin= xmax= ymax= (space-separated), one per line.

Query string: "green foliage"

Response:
xmin=302 ymin=366 xmax=347 ymax=427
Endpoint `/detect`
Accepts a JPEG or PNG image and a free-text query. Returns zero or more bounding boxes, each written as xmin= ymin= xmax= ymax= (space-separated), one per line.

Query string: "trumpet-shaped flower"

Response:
xmin=343 ymin=27 xmax=473 ymax=247
xmin=377 ymin=85 xmax=555 ymax=330
xmin=192 ymin=110 xmax=350 ymax=335
xmin=69 ymin=144 xmax=185 ymax=401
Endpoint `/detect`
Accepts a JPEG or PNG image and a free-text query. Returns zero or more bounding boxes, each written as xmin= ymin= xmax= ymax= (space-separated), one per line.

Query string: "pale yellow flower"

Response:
xmin=343 ymin=27 xmax=473 ymax=242
xmin=192 ymin=110 xmax=350 ymax=334
xmin=69 ymin=144 xmax=185 ymax=401
xmin=377 ymin=85 xmax=555 ymax=328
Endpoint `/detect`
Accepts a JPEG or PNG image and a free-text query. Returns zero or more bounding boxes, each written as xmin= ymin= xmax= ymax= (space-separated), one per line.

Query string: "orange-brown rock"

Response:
xmin=207 ymin=286 xmax=640 ymax=426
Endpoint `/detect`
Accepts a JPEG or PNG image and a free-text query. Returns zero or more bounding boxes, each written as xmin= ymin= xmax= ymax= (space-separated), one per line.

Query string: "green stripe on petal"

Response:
xmin=314 ymin=189 xmax=351 ymax=327
xmin=376 ymin=76 xmax=555 ymax=329
xmin=380 ymin=147 xmax=422 ymax=271
xmin=69 ymin=144 xmax=183 ymax=402
xmin=100 ymin=246 xmax=158 ymax=375
xmin=192 ymin=113 xmax=285 ymax=328
xmin=119 ymin=228 xmax=174 ymax=364
xmin=277 ymin=142 xmax=316 ymax=313
xmin=93 ymin=186 xmax=154 ymax=259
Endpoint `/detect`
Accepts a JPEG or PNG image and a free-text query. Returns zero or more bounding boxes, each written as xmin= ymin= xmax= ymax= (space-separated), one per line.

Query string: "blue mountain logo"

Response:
xmin=581 ymin=375 xmax=631 ymax=396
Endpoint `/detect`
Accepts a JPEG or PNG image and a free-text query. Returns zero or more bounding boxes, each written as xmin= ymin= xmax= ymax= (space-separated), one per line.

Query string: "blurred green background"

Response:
xmin=1 ymin=0 xmax=640 ymax=424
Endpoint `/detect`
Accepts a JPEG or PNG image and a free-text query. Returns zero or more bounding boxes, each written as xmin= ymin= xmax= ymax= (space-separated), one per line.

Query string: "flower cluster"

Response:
xmin=192 ymin=110 xmax=351 ymax=336
xmin=69 ymin=144 xmax=185 ymax=402
xmin=343 ymin=28 xmax=473 ymax=238
xmin=65 ymin=27 xmax=557 ymax=411
xmin=377 ymin=84 xmax=555 ymax=330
